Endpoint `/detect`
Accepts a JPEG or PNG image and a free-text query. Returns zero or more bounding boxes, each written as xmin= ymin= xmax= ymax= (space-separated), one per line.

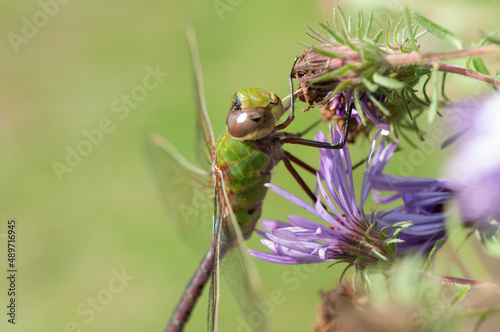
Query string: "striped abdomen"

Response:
xmin=216 ymin=135 xmax=273 ymax=238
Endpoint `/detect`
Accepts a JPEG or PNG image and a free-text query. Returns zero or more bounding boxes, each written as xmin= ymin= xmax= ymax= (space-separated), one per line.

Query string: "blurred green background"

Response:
xmin=1 ymin=0 xmax=499 ymax=331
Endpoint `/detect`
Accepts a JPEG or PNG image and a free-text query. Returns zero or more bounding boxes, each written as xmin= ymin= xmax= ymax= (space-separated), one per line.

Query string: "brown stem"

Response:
xmin=384 ymin=45 xmax=500 ymax=86
xmin=425 ymin=63 xmax=500 ymax=86
xmin=385 ymin=45 xmax=500 ymax=66
xmin=420 ymin=270 xmax=500 ymax=294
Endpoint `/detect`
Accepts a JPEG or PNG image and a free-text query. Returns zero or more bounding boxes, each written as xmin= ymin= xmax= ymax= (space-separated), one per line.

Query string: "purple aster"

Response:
xmin=366 ymin=138 xmax=457 ymax=257
xmin=444 ymin=92 xmax=500 ymax=235
xmin=250 ymin=126 xmax=455 ymax=267
xmin=321 ymin=90 xmax=390 ymax=140
xmin=249 ymin=127 xmax=399 ymax=270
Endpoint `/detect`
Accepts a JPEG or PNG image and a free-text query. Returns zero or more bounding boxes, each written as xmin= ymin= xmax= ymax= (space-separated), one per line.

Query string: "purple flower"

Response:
xmin=250 ymin=127 xmax=454 ymax=267
xmin=366 ymin=138 xmax=456 ymax=256
xmin=249 ymin=127 xmax=398 ymax=269
xmin=444 ymin=92 xmax=500 ymax=234
xmin=321 ymin=90 xmax=390 ymax=139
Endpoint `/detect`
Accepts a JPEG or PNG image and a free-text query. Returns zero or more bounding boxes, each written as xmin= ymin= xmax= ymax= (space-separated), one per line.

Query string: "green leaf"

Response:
xmin=465 ymin=56 xmax=473 ymax=71
xmin=361 ymin=77 xmax=379 ymax=93
xmin=373 ymin=29 xmax=384 ymax=44
xmin=405 ymin=7 xmax=419 ymax=53
xmin=415 ymin=29 xmax=428 ymax=40
xmin=353 ymin=87 xmax=367 ymax=125
xmin=428 ymin=63 xmax=440 ymax=123
xmin=367 ymin=92 xmax=391 ymax=115
xmin=412 ymin=10 xmax=463 ymax=49
xmin=497 ymin=69 xmax=500 ymax=79
xmin=472 ymin=56 xmax=490 ymax=76
xmin=357 ymin=9 xmax=363 ymax=40
xmin=478 ymin=31 xmax=498 ymax=47
xmin=385 ymin=20 xmax=396 ymax=50
xmin=384 ymin=239 xmax=405 ymax=245
xmin=486 ymin=33 xmax=500 ymax=45
xmin=393 ymin=16 xmax=404 ymax=47
xmin=328 ymin=79 xmax=353 ymax=97
xmin=365 ymin=10 xmax=373 ymax=38
xmin=441 ymin=72 xmax=450 ymax=102
xmin=373 ymin=72 xmax=405 ymax=90
xmin=312 ymin=64 xmax=357 ymax=83
xmin=423 ymin=238 xmax=446 ymax=271
xmin=319 ymin=22 xmax=346 ymax=45
xmin=422 ymin=74 xmax=432 ymax=104
xmin=311 ymin=45 xmax=345 ymax=59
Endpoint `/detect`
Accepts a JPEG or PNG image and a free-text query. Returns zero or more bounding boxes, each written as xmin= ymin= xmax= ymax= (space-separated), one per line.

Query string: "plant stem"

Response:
xmin=420 ymin=270 xmax=500 ymax=294
xmin=431 ymin=63 xmax=500 ymax=86
xmin=385 ymin=45 xmax=500 ymax=66
xmin=384 ymin=45 xmax=500 ymax=86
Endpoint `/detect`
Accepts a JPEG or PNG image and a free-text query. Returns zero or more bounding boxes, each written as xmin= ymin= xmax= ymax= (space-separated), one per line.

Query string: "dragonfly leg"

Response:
xmin=280 ymin=102 xmax=353 ymax=150
xmin=283 ymin=150 xmax=317 ymax=176
xmin=281 ymin=155 xmax=317 ymax=203
xmin=275 ymin=57 xmax=300 ymax=131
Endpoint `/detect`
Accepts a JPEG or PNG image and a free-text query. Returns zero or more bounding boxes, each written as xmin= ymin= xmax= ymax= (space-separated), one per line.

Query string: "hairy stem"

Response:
xmin=430 ymin=63 xmax=500 ymax=86
xmin=420 ymin=270 xmax=500 ymax=294
xmin=385 ymin=45 xmax=500 ymax=66
xmin=384 ymin=45 xmax=500 ymax=86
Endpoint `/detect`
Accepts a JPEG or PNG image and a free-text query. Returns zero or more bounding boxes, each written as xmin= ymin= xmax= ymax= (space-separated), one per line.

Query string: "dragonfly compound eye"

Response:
xmin=226 ymin=107 xmax=274 ymax=140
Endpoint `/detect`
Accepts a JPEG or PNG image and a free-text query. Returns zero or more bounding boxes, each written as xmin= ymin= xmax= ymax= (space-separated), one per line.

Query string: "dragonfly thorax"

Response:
xmin=226 ymin=87 xmax=285 ymax=141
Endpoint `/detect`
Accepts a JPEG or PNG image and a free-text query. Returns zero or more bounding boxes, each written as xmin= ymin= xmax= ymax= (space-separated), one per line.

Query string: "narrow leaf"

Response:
xmin=405 ymin=7 xmax=419 ymax=53
xmin=311 ymin=45 xmax=345 ymax=59
xmin=353 ymin=87 xmax=367 ymax=125
xmin=312 ymin=64 xmax=358 ymax=83
xmin=393 ymin=16 xmax=405 ymax=47
xmin=361 ymin=77 xmax=379 ymax=93
xmin=365 ymin=10 xmax=374 ymax=38
xmin=367 ymin=92 xmax=391 ymax=115
xmin=412 ymin=10 xmax=463 ymax=49
xmin=428 ymin=63 xmax=440 ymax=123
xmin=357 ymin=9 xmax=363 ymax=40
xmin=486 ymin=33 xmax=500 ymax=45
xmin=441 ymin=72 xmax=450 ymax=102
xmin=472 ymin=57 xmax=491 ymax=76
xmin=373 ymin=29 xmax=384 ymax=44
xmin=373 ymin=72 xmax=405 ymax=90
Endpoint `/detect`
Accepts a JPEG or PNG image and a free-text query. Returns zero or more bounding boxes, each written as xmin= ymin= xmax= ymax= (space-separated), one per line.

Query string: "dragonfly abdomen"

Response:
xmin=216 ymin=135 xmax=274 ymax=238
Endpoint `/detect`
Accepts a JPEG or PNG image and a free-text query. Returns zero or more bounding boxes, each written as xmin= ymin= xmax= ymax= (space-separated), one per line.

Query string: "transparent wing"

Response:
xmin=186 ymin=25 xmax=216 ymax=168
xmin=208 ymin=169 xmax=270 ymax=332
xmin=208 ymin=194 xmax=221 ymax=332
xmin=147 ymin=133 xmax=214 ymax=252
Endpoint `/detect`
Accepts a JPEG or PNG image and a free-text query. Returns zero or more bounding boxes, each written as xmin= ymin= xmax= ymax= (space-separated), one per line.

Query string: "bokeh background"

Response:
xmin=1 ymin=0 xmax=500 ymax=331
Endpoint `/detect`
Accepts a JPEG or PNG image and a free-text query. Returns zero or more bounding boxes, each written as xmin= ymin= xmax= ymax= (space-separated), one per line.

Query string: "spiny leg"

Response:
xmin=283 ymin=150 xmax=317 ymax=176
xmin=280 ymin=102 xmax=353 ymax=150
xmin=281 ymin=156 xmax=317 ymax=203
xmin=282 ymin=151 xmax=333 ymax=211
xmin=275 ymin=57 xmax=300 ymax=131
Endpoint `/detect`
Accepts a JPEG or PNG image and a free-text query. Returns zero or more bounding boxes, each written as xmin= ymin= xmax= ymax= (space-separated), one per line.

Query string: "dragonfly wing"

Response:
xmin=213 ymin=169 xmax=271 ymax=332
xmin=208 ymin=205 xmax=221 ymax=332
xmin=147 ymin=133 xmax=214 ymax=252
xmin=186 ymin=26 xmax=216 ymax=168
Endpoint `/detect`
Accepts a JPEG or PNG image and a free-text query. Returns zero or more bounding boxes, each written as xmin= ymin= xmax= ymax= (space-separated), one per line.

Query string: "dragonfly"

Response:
xmin=148 ymin=27 xmax=353 ymax=332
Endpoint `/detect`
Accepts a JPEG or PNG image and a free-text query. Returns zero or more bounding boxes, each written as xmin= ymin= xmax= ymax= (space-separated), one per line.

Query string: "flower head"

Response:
xmin=250 ymin=127 xmax=454 ymax=267
xmin=444 ymin=92 xmax=500 ymax=235
xmin=366 ymin=138 xmax=456 ymax=256
xmin=320 ymin=91 xmax=390 ymax=141
xmin=249 ymin=127 xmax=399 ymax=270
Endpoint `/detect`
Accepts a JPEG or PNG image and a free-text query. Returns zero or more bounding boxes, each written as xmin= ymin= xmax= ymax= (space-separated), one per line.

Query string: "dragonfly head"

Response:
xmin=226 ymin=87 xmax=285 ymax=140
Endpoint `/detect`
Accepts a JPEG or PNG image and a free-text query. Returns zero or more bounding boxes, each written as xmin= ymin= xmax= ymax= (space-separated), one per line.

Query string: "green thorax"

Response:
xmin=215 ymin=134 xmax=273 ymax=237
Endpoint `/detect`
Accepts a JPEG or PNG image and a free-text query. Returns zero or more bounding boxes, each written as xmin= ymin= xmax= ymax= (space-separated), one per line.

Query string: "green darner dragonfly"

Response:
xmin=148 ymin=28 xmax=353 ymax=332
